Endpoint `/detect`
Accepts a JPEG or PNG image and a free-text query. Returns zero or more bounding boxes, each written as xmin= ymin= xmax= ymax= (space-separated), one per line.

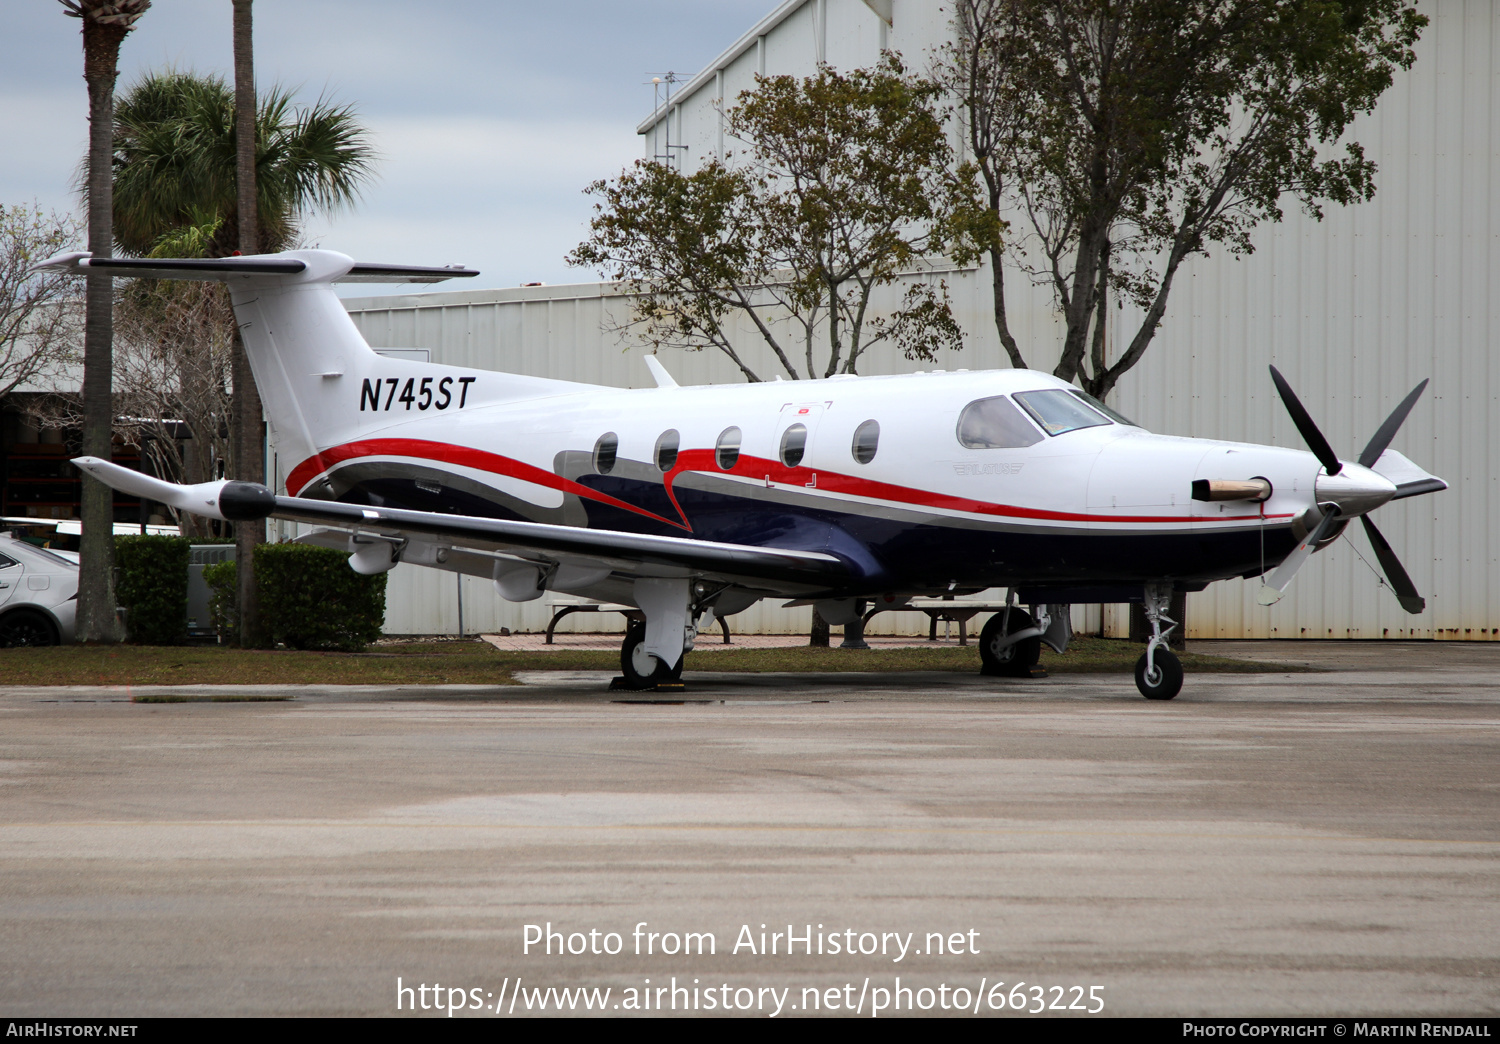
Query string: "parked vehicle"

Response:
xmin=0 ymin=531 xmax=78 ymax=646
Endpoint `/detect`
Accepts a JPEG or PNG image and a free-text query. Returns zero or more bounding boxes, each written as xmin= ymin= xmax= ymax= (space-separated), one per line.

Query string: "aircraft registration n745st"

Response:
xmin=41 ymin=249 xmax=1447 ymax=699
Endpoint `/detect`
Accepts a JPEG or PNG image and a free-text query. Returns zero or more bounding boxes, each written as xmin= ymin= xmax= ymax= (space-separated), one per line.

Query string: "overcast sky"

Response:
xmin=1 ymin=0 xmax=770 ymax=293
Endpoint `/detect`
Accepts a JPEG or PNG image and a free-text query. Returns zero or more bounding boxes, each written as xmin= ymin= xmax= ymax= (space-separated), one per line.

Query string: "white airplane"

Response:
xmin=40 ymin=249 xmax=1447 ymax=699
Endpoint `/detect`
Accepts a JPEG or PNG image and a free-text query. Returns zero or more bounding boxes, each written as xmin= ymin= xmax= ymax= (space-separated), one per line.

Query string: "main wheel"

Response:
xmin=979 ymin=609 xmax=1040 ymax=676
xmin=1134 ymin=648 xmax=1183 ymax=700
xmin=620 ymin=620 xmax=682 ymax=689
xmin=0 ymin=609 xmax=60 ymax=648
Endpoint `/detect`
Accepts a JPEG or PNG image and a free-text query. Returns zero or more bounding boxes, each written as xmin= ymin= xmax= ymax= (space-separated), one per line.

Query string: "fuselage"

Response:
xmin=287 ymin=366 xmax=1323 ymax=600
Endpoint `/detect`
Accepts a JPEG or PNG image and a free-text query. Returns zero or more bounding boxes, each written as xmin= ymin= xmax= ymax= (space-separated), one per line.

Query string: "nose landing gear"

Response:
xmin=1135 ymin=584 xmax=1183 ymax=700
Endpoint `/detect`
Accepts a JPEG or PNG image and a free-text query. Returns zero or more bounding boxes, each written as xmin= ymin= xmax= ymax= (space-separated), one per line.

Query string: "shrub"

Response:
xmin=204 ymin=543 xmax=386 ymax=651
xmin=114 ymin=535 xmax=190 ymax=645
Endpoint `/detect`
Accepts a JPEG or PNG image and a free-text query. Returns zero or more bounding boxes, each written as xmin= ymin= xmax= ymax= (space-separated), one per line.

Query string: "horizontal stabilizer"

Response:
xmin=32 ymin=251 xmax=478 ymax=284
xmin=72 ymin=457 xmax=274 ymax=522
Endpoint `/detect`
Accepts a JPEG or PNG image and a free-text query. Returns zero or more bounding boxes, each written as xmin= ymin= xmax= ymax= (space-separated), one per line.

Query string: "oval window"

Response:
xmin=851 ymin=419 xmax=879 ymax=465
xmin=593 ymin=432 xmax=618 ymax=475
xmin=655 ymin=429 xmax=680 ymax=472
xmin=780 ymin=423 xmax=808 ymax=468
xmin=956 ymin=396 xmax=1044 ymax=449
xmin=716 ymin=426 xmax=742 ymax=470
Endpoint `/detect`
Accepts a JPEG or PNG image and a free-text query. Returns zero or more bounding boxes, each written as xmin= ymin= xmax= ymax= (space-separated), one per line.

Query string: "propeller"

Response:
xmin=1261 ymin=367 xmax=1436 ymax=614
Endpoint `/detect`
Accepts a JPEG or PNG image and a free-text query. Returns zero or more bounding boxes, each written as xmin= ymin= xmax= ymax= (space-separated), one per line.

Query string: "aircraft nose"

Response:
xmin=1314 ymin=463 xmax=1397 ymax=517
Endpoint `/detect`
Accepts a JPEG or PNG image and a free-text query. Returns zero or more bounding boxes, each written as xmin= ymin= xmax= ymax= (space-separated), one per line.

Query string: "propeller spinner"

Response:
xmin=1259 ymin=367 xmax=1440 ymax=614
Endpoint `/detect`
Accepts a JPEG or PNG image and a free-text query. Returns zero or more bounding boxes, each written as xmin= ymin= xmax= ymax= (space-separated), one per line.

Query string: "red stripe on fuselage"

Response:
xmin=667 ymin=449 xmax=1287 ymax=525
xmin=287 ymin=438 xmax=687 ymax=529
xmin=290 ymin=439 xmax=1292 ymax=530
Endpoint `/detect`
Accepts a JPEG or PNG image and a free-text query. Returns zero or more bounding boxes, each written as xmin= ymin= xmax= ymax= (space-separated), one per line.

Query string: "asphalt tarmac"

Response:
xmin=0 ymin=642 xmax=1496 ymax=1018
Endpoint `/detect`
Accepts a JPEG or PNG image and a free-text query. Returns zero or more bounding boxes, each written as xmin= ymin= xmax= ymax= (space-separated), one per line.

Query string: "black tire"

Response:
xmin=979 ymin=609 xmax=1040 ymax=676
xmin=0 ymin=608 xmax=60 ymax=648
xmin=1134 ymin=648 xmax=1183 ymax=700
xmin=620 ymin=620 xmax=682 ymax=688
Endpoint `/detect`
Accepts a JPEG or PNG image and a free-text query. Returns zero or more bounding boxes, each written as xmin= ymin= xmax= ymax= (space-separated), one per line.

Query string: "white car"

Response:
xmin=0 ymin=531 xmax=78 ymax=646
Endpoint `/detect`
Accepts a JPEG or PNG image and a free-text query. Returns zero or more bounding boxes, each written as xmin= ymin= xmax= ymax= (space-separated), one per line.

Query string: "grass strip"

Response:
xmin=0 ymin=636 xmax=1308 ymax=686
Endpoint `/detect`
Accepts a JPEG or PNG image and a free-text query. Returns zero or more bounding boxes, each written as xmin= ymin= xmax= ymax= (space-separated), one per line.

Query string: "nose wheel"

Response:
xmin=1134 ymin=647 xmax=1183 ymax=700
xmin=1135 ymin=583 xmax=1183 ymax=699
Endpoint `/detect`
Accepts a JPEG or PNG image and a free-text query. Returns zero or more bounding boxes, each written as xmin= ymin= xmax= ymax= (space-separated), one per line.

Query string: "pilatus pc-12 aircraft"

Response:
xmin=43 ymin=249 xmax=1447 ymax=699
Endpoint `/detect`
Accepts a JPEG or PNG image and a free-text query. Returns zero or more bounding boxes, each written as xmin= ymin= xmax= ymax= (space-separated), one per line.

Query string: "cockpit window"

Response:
xmin=956 ymin=396 xmax=1043 ymax=449
xmin=1068 ymin=388 xmax=1139 ymax=428
xmin=1014 ymin=389 xmax=1112 ymax=436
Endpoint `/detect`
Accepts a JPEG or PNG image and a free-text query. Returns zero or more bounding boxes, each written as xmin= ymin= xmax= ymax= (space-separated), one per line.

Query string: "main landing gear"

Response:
xmin=979 ymin=606 xmax=1042 ymax=676
xmin=1134 ymin=583 xmax=1183 ymax=700
xmin=615 ymin=578 xmax=722 ymax=691
xmin=979 ymin=594 xmax=1066 ymax=677
xmin=620 ymin=618 xmax=685 ymax=689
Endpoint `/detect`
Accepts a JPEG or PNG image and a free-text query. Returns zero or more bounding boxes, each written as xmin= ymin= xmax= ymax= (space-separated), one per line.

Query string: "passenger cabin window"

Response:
xmin=716 ymin=426 xmax=741 ymax=470
xmin=0 ymin=553 xmax=16 ymax=569
xmin=1013 ymin=389 xmax=1112 ymax=436
xmin=851 ymin=419 xmax=879 ymax=464
xmin=780 ymin=424 xmax=808 ymax=468
xmin=655 ymin=429 xmax=680 ymax=472
xmin=956 ymin=396 xmax=1043 ymax=449
xmin=593 ymin=432 xmax=618 ymax=475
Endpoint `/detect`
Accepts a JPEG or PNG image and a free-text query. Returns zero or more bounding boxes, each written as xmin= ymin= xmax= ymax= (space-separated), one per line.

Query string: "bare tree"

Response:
xmin=0 ymin=204 xmax=82 ymax=405
xmin=61 ymin=0 xmax=150 ymax=643
xmin=113 ymin=280 xmax=234 ymax=536
xmin=941 ymin=0 xmax=1425 ymax=400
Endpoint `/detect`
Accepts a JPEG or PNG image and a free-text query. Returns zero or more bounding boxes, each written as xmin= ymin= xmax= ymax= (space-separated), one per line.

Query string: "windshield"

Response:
xmin=1013 ymin=389 xmax=1112 ymax=436
xmin=1068 ymin=388 xmax=1141 ymax=428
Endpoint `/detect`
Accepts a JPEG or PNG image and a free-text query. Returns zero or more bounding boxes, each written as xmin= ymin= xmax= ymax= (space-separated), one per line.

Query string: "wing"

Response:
xmin=269 ymin=494 xmax=849 ymax=590
xmin=71 ymin=456 xmax=850 ymax=594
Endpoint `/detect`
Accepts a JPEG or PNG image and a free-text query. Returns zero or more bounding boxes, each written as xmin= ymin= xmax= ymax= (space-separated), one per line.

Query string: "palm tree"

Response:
xmin=111 ymin=72 xmax=375 ymax=257
xmin=109 ymin=67 xmax=373 ymax=644
xmin=233 ymin=0 xmax=262 ymax=648
xmin=61 ymin=0 xmax=151 ymax=644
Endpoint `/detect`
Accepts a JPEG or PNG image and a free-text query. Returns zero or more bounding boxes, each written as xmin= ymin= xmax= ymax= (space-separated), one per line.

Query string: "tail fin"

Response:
xmin=34 ymin=249 xmax=586 ymax=491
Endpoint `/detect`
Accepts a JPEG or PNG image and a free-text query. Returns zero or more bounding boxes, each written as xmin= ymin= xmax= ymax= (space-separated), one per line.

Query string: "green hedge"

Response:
xmin=204 ymin=543 xmax=387 ymax=651
xmin=115 ymin=535 xmax=190 ymax=645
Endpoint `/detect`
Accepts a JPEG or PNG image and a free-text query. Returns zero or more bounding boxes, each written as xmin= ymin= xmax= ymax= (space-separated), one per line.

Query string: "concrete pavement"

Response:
xmin=0 ymin=647 xmax=1495 ymax=1017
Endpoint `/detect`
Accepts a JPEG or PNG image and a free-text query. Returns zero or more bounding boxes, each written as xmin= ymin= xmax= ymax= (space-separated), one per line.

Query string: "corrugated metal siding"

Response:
xmin=341 ymin=0 xmax=1495 ymax=640
xmin=1106 ymin=0 xmax=1498 ymax=640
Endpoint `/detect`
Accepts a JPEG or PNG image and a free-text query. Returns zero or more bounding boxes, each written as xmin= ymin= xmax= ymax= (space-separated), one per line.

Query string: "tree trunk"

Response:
xmin=76 ymin=16 xmax=130 ymax=644
xmin=809 ymin=608 xmax=830 ymax=648
xmin=232 ymin=0 xmax=265 ymax=647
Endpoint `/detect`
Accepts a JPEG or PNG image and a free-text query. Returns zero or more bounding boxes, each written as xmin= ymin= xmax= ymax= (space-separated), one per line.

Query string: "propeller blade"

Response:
xmin=1258 ymin=506 xmax=1341 ymax=605
xmin=1269 ymin=366 xmax=1342 ymax=476
xmin=1360 ymin=515 xmax=1426 ymax=614
xmin=1358 ymin=379 xmax=1429 ymax=468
